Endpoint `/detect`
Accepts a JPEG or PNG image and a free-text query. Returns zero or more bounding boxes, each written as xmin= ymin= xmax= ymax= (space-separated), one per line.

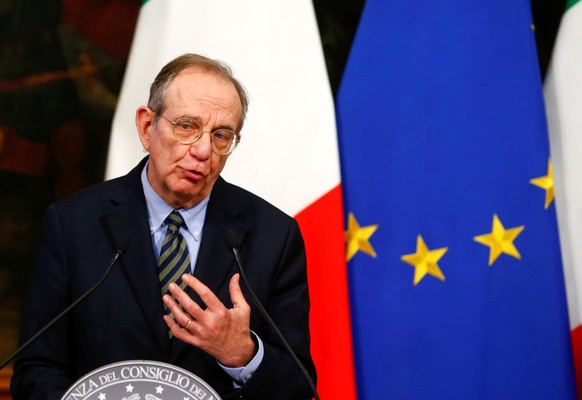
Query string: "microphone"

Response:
xmin=0 ymin=234 xmax=131 ymax=370
xmin=224 ymin=230 xmax=320 ymax=400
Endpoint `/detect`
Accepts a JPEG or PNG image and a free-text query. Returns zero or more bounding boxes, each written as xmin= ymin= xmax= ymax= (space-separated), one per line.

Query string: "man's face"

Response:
xmin=136 ymin=67 xmax=242 ymax=209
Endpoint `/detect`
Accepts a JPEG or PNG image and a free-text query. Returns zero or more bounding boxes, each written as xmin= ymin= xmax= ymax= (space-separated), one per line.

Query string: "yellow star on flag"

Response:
xmin=344 ymin=212 xmax=379 ymax=262
xmin=474 ymin=214 xmax=524 ymax=266
xmin=401 ymin=235 xmax=448 ymax=285
xmin=529 ymin=159 xmax=554 ymax=209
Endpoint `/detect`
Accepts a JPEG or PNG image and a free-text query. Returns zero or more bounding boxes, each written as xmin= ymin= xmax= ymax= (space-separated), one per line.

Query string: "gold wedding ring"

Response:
xmin=185 ymin=319 xmax=193 ymax=330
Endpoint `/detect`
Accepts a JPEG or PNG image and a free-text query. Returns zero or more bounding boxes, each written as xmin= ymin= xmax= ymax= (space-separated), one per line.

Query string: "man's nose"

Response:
xmin=189 ymin=131 xmax=212 ymax=159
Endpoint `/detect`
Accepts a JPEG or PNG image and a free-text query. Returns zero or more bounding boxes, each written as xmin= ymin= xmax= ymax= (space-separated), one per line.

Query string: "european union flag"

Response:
xmin=337 ymin=1 xmax=576 ymax=399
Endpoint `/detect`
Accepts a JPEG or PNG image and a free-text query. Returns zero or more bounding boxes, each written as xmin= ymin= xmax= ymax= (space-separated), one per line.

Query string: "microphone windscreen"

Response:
xmin=115 ymin=233 xmax=131 ymax=253
xmin=224 ymin=230 xmax=241 ymax=249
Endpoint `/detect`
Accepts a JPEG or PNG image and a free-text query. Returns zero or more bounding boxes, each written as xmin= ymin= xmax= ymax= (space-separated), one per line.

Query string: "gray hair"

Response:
xmin=148 ymin=53 xmax=249 ymax=132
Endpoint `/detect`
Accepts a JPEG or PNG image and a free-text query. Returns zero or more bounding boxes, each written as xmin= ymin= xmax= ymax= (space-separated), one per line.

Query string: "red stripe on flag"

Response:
xmin=572 ymin=325 xmax=582 ymax=399
xmin=295 ymin=184 xmax=357 ymax=400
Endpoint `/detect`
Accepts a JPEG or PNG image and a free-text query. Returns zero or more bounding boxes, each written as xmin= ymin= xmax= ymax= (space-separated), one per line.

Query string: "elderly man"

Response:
xmin=11 ymin=54 xmax=315 ymax=400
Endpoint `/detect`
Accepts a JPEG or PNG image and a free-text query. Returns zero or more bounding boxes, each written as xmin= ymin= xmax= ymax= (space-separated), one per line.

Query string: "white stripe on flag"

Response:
xmin=545 ymin=0 xmax=582 ymax=328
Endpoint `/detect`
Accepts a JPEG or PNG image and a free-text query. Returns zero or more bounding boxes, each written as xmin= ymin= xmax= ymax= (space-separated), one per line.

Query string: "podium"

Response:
xmin=61 ymin=360 xmax=221 ymax=400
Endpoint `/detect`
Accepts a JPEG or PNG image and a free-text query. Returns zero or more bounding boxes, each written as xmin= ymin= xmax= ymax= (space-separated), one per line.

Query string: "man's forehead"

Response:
xmin=164 ymin=68 xmax=242 ymax=125
xmin=167 ymin=68 xmax=237 ymax=102
xmin=172 ymin=66 xmax=231 ymax=87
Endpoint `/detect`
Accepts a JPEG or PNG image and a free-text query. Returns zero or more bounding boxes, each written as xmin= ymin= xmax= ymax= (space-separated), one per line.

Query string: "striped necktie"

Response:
xmin=158 ymin=210 xmax=191 ymax=313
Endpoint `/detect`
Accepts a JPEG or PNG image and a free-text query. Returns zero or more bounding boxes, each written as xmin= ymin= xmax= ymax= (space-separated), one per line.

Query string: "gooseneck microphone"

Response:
xmin=224 ymin=230 xmax=320 ymax=400
xmin=0 ymin=235 xmax=131 ymax=370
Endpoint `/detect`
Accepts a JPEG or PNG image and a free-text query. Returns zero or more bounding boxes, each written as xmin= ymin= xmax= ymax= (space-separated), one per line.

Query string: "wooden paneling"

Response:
xmin=0 ymin=366 xmax=11 ymax=400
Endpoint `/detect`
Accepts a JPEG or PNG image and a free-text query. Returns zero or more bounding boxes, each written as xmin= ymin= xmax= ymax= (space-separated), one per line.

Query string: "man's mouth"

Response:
xmin=180 ymin=167 xmax=205 ymax=182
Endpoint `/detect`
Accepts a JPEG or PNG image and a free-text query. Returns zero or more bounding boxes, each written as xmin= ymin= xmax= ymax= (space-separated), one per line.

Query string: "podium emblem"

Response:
xmin=61 ymin=360 xmax=221 ymax=400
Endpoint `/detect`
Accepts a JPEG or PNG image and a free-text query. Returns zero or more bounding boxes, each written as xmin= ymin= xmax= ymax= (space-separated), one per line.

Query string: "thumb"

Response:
xmin=229 ymin=273 xmax=248 ymax=309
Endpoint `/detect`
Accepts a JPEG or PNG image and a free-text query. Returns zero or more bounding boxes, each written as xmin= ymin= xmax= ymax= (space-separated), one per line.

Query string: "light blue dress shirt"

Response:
xmin=140 ymin=163 xmax=263 ymax=385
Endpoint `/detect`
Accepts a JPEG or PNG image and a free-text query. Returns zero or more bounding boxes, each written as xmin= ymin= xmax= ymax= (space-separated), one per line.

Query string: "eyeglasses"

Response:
xmin=158 ymin=115 xmax=239 ymax=155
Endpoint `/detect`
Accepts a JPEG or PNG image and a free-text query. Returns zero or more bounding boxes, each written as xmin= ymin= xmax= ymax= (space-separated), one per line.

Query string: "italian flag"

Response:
xmin=105 ymin=1 xmax=356 ymax=399
xmin=544 ymin=0 xmax=582 ymax=391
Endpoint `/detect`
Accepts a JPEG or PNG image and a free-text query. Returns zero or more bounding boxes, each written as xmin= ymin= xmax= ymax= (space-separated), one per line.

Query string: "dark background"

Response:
xmin=0 ymin=0 xmax=567 ymax=369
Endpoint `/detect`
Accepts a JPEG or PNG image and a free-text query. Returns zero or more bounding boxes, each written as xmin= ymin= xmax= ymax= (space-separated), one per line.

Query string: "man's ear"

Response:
xmin=135 ymin=106 xmax=154 ymax=151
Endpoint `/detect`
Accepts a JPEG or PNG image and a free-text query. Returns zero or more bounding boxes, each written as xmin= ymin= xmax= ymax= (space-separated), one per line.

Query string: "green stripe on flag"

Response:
xmin=566 ymin=0 xmax=580 ymax=11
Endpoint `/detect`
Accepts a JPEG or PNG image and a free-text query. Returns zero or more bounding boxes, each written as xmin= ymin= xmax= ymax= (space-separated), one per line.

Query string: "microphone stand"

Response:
xmin=225 ymin=231 xmax=320 ymax=400
xmin=0 ymin=243 xmax=128 ymax=370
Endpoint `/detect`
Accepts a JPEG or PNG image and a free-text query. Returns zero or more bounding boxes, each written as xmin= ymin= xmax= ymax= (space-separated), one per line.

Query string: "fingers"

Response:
xmin=162 ymin=273 xmax=254 ymax=365
xmin=164 ymin=274 xmax=249 ymax=315
xmin=162 ymin=286 xmax=195 ymax=329
xmin=163 ymin=283 xmax=198 ymax=342
xmin=164 ymin=274 xmax=219 ymax=320
xmin=163 ymin=274 xmax=244 ymax=330
xmin=163 ymin=280 xmax=203 ymax=320
xmin=183 ymin=274 xmax=224 ymax=311
xmin=163 ymin=312 xmax=198 ymax=346
xmin=162 ymin=274 xmax=249 ymax=325
xmin=163 ymin=312 xmax=185 ymax=336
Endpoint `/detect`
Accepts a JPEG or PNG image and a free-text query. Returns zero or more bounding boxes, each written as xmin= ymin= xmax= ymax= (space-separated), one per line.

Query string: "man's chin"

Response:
xmin=171 ymin=185 xmax=208 ymax=208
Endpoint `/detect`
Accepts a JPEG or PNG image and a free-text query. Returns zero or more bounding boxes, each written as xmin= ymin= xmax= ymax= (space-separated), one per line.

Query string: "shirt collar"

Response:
xmin=140 ymin=161 xmax=210 ymax=235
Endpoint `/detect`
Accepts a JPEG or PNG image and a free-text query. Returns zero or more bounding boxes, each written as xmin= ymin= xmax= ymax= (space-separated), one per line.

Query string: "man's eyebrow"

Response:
xmin=177 ymin=114 xmax=202 ymax=123
xmin=215 ymin=123 xmax=236 ymax=131
xmin=179 ymin=115 xmax=236 ymax=131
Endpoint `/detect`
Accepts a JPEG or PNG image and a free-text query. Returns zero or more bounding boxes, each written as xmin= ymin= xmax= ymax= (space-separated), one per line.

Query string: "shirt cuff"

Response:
xmin=218 ymin=331 xmax=264 ymax=387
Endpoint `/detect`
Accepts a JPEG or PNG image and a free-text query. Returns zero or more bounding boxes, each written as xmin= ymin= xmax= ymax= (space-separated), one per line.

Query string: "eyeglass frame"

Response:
xmin=157 ymin=114 xmax=240 ymax=155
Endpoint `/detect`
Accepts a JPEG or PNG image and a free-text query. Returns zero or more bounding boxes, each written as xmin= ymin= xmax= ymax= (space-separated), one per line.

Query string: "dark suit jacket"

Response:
xmin=11 ymin=158 xmax=315 ymax=400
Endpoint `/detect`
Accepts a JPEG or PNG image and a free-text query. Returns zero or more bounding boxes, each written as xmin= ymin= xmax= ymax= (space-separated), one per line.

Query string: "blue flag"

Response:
xmin=337 ymin=1 xmax=576 ymax=399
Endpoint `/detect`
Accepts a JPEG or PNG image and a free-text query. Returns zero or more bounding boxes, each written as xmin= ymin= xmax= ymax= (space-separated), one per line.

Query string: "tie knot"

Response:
xmin=166 ymin=211 xmax=185 ymax=233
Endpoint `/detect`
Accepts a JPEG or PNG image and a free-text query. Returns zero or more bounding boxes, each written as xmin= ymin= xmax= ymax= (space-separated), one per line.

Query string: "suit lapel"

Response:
xmin=195 ymin=177 xmax=249 ymax=302
xmin=105 ymin=159 xmax=171 ymax=353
